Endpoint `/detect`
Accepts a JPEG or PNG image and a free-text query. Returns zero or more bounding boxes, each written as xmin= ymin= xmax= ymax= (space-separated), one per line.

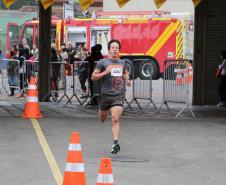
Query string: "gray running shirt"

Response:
xmin=95 ymin=58 xmax=127 ymax=96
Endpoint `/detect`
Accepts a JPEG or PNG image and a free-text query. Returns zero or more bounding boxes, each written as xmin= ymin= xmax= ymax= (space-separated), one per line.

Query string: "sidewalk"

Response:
xmin=0 ymin=100 xmax=225 ymax=119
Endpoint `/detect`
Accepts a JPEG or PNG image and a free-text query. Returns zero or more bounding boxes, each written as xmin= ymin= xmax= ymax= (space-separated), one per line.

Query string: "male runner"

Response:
xmin=91 ymin=39 xmax=131 ymax=154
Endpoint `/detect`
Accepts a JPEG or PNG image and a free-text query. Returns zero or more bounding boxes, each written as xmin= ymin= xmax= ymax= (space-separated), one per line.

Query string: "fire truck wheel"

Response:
xmin=123 ymin=58 xmax=138 ymax=79
xmin=138 ymin=60 xmax=160 ymax=80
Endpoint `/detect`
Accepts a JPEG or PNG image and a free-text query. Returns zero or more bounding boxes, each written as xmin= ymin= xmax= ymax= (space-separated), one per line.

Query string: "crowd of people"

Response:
xmin=4 ymin=38 xmax=105 ymax=101
xmin=6 ymin=39 xmax=38 ymax=96
xmin=53 ymin=41 xmax=104 ymax=103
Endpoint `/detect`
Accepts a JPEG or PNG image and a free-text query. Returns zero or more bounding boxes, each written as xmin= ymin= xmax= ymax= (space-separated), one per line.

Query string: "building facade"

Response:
xmin=103 ymin=0 xmax=194 ymax=13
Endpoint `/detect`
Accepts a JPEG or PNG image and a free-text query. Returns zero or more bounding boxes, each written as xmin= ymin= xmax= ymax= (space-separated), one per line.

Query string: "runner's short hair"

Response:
xmin=108 ymin=39 xmax=121 ymax=50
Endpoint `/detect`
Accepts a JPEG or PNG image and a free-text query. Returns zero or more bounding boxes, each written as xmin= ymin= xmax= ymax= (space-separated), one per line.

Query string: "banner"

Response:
xmin=79 ymin=0 xmax=94 ymax=11
xmin=2 ymin=0 xmax=16 ymax=8
xmin=116 ymin=0 xmax=130 ymax=8
xmin=40 ymin=0 xmax=55 ymax=10
xmin=154 ymin=0 xmax=166 ymax=9
xmin=192 ymin=0 xmax=201 ymax=7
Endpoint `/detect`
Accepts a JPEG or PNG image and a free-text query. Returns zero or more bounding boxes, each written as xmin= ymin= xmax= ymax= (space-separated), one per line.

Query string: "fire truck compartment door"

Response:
xmin=91 ymin=26 xmax=110 ymax=56
xmin=67 ymin=27 xmax=86 ymax=33
xmin=66 ymin=27 xmax=87 ymax=47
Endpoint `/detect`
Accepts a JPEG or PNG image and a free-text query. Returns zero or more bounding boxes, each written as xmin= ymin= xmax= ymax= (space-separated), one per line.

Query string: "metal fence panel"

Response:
xmin=126 ymin=62 xmax=157 ymax=112
xmin=158 ymin=59 xmax=195 ymax=118
xmin=0 ymin=59 xmax=20 ymax=95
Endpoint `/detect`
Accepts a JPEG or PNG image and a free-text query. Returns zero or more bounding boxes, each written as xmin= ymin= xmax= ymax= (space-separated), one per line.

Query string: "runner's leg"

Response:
xmin=99 ymin=109 xmax=109 ymax=122
xmin=110 ymin=106 xmax=123 ymax=140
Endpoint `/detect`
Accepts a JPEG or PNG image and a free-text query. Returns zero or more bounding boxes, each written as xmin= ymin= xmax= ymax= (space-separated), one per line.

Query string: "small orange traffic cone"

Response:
xmin=62 ymin=131 xmax=86 ymax=185
xmin=29 ymin=76 xmax=38 ymax=85
xmin=188 ymin=64 xmax=193 ymax=84
xmin=22 ymin=77 xmax=42 ymax=118
xmin=183 ymin=70 xmax=189 ymax=84
xmin=175 ymin=72 xmax=184 ymax=85
xmin=96 ymin=158 xmax=114 ymax=185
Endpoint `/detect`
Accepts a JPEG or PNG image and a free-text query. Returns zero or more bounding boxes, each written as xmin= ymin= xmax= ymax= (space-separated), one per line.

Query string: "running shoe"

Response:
xmin=111 ymin=143 xmax=120 ymax=154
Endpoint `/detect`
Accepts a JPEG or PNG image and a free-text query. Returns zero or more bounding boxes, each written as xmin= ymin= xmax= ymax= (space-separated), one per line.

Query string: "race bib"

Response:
xmin=111 ymin=68 xmax=123 ymax=77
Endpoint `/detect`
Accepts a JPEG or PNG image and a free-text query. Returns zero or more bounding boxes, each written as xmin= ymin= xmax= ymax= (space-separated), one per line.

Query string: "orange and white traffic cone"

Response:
xmin=175 ymin=72 xmax=184 ymax=85
xmin=188 ymin=63 xmax=193 ymax=84
xmin=96 ymin=158 xmax=114 ymax=185
xmin=62 ymin=131 xmax=86 ymax=185
xmin=22 ymin=76 xmax=42 ymax=118
xmin=29 ymin=76 xmax=38 ymax=86
xmin=183 ymin=70 xmax=189 ymax=84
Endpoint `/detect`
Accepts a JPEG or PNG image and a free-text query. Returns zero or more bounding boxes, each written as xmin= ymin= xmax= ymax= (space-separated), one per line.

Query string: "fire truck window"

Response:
xmin=68 ymin=32 xmax=86 ymax=49
xmin=51 ymin=27 xmax=56 ymax=44
xmin=23 ymin=26 xmax=33 ymax=49
xmin=9 ymin=25 xmax=18 ymax=47
xmin=91 ymin=29 xmax=110 ymax=56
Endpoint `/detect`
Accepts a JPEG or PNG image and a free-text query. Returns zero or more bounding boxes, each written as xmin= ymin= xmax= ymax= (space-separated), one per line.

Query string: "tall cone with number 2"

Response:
xmin=22 ymin=76 xmax=42 ymax=118
xmin=96 ymin=158 xmax=114 ymax=185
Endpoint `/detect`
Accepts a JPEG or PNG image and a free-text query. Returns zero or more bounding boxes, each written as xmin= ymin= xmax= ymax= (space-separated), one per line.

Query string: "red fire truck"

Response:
xmin=7 ymin=12 xmax=194 ymax=80
xmin=6 ymin=16 xmax=59 ymax=51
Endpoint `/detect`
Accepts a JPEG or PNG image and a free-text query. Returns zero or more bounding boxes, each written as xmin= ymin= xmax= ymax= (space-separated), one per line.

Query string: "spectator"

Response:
xmin=7 ymin=47 xmax=19 ymax=96
xmin=78 ymin=51 xmax=88 ymax=98
xmin=0 ymin=49 xmax=2 ymax=59
xmin=50 ymin=47 xmax=60 ymax=98
xmin=216 ymin=50 xmax=226 ymax=107
xmin=87 ymin=44 xmax=103 ymax=105
xmin=0 ymin=50 xmax=3 ymax=73
xmin=59 ymin=44 xmax=68 ymax=90
xmin=31 ymin=44 xmax=39 ymax=60
xmin=66 ymin=41 xmax=76 ymax=64
xmin=17 ymin=42 xmax=28 ymax=97
xmin=22 ymin=38 xmax=30 ymax=52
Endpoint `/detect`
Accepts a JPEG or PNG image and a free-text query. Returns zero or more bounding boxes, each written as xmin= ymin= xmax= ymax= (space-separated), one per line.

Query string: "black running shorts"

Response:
xmin=99 ymin=94 xmax=123 ymax=111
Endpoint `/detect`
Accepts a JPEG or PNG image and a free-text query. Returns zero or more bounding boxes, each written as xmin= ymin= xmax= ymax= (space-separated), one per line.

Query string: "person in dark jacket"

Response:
xmin=7 ymin=47 xmax=19 ymax=96
xmin=50 ymin=48 xmax=60 ymax=98
xmin=87 ymin=44 xmax=103 ymax=105
xmin=78 ymin=51 xmax=88 ymax=98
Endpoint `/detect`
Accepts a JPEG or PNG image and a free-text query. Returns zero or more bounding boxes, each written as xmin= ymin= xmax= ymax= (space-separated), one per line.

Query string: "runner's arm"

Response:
xmin=91 ymin=69 xmax=107 ymax=81
xmin=122 ymin=70 xmax=131 ymax=86
xmin=92 ymin=65 xmax=113 ymax=81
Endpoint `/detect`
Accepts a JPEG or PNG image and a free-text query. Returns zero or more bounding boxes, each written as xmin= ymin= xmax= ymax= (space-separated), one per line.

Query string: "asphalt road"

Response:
xmin=1 ymin=112 xmax=226 ymax=185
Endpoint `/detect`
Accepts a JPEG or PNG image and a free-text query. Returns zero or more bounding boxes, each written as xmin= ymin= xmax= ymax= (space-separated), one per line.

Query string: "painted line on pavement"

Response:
xmin=31 ymin=118 xmax=63 ymax=185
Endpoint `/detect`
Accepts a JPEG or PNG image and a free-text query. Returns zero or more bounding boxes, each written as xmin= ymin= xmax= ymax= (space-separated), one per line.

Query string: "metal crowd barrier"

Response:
xmin=125 ymin=63 xmax=157 ymax=112
xmin=84 ymin=78 xmax=101 ymax=106
xmin=0 ymin=58 xmax=20 ymax=95
xmin=67 ymin=60 xmax=89 ymax=105
xmin=43 ymin=61 xmax=72 ymax=103
xmin=157 ymin=59 xmax=195 ymax=118
xmin=83 ymin=60 xmax=101 ymax=106
xmin=23 ymin=60 xmax=39 ymax=93
xmin=44 ymin=60 xmax=90 ymax=105
xmin=41 ymin=61 xmax=62 ymax=102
